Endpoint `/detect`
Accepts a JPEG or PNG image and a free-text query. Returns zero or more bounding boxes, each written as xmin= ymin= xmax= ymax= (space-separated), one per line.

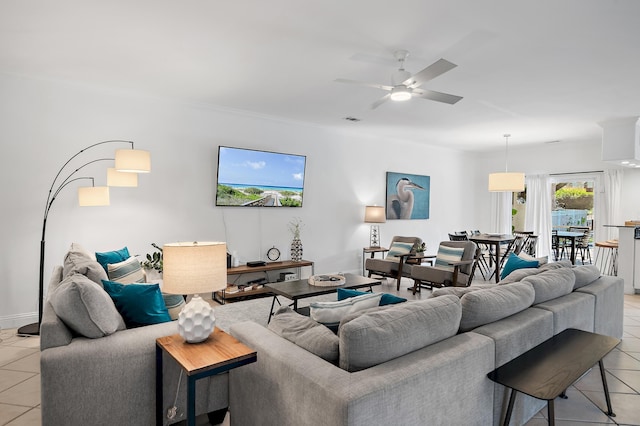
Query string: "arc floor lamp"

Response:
xmin=17 ymin=140 xmax=151 ymax=336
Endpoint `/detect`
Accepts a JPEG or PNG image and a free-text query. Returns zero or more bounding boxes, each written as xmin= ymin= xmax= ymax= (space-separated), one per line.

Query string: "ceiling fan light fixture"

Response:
xmin=390 ymin=85 xmax=411 ymax=101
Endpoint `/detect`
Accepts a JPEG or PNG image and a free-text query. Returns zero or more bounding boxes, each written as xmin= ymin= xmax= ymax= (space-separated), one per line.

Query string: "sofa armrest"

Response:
xmin=230 ymin=321 xmax=495 ymax=426
xmin=41 ymin=321 xmax=227 ymax=426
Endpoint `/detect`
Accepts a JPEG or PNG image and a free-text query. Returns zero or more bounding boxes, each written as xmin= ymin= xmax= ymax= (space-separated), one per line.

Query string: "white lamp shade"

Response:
xmin=162 ymin=241 xmax=227 ymax=295
xmin=364 ymin=205 xmax=386 ymax=223
xmin=78 ymin=186 xmax=110 ymax=206
xmin=115 ymin=149 xmax=151 ymax=173
xmin=107 ymin=167 xmax=138 ymax=187
xmin=488 ymin=172 xmax=525 ymax=192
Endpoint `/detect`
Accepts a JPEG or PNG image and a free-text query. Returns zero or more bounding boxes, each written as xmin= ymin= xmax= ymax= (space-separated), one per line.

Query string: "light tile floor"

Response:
xmin=1 ymin=286 xmax=639 ymax=426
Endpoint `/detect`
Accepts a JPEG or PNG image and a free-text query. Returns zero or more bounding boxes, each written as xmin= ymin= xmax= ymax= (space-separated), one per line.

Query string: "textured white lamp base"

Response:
xmin=177 ymin=295 xmax=216 ymax=343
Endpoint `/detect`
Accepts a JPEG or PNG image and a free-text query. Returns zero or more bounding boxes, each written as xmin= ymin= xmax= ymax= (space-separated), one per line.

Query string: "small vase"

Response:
xmin=291 ymin=238 xmax=303 ymax=261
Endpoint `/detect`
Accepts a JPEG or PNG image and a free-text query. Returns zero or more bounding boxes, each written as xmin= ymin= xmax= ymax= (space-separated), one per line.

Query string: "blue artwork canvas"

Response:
xmin=385 ymin=172 xmax=430 ymax=220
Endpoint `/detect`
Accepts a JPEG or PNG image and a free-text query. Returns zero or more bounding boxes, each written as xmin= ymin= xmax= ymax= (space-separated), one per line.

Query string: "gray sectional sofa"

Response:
xmin=40 ymin=247 xmax=228 ymax=426
xmin=228 ymin=261 xmax=624 ymax=426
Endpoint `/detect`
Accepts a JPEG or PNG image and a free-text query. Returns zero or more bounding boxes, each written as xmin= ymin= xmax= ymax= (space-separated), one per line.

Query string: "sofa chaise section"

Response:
xmin=229 ymin=311 xmax=496 ymax=425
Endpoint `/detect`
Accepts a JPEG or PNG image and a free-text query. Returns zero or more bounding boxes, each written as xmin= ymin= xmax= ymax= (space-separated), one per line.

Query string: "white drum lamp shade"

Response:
xmin=107 ymin=167 xmax=138 ymax=187
xmin=162 ymin=241 xmax=227 ymax=343
xmin=78 ymin=186 xmax=110 ymax=206
xmin=488 ymin=172 xmax=525 ymax=192
xmin=364 ymin=206 xmax=386 ymax=247
xmin=115 ymin=149 xmax=151 ymax=173
xmin=488 ymin=134 xmax=525 ymax=192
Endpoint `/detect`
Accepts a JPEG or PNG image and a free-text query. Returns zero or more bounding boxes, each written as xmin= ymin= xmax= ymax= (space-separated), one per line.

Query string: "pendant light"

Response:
xmin=488 ymin=134 xmax=525 ymax=192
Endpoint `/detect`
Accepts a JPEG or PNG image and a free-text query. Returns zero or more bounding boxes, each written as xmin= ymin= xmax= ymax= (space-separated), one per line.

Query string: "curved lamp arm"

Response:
xmin=18 ymin=140 xmax=145 ymax=336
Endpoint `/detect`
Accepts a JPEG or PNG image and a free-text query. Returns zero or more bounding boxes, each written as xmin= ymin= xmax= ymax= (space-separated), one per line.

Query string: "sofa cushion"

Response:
xmin=338 ymin=295 xmax=462 ymax=372
xmin=336 ymin=288 xmax=407 ymax=305
xmin=48 ymin=273 xmax=126 ymax=338
xmin=386 ymin=241 xmax=414 ymax=262
xmin=500 ymin=253 xmax=539 ymax=280
xmin=95 ymin=246 xmax=130 ymax=272
xmin=521 ymin=268 xmax=575 ymax=304
xmin=107 ymin=256 xmax=146 ymax=284
xmin=572 ymin=265 xmax=601 ymax=289
xmin=459 ymin=282 xmax=535 ymax=332
xmin=268 ymin=306 xmax=339 ymax=363
xmin=310 ymin=292 xmax=382 ymax=327
xmin=430 ymin=285 xmax=494 ymax=299
xmin=62 ymin=243 xmax=108 ymax=285
xmin=434 ymin=245 xmax=465 ymax=272
xmin=102 ymin=280 xmax=171 ymax=328
xmin=499 ymin=259 xmax=573 ymax=284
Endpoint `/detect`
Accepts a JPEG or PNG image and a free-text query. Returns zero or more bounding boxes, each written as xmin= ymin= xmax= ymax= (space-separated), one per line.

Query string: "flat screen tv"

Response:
xmin=216 ymin=146 xmax=306 ymax=207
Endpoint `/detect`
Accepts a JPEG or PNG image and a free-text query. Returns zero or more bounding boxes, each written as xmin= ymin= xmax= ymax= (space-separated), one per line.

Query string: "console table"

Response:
xmin=214 ymin=260 xmax=314 ymax=304
xmin=488 ymin=328 xmax=619 ymax=426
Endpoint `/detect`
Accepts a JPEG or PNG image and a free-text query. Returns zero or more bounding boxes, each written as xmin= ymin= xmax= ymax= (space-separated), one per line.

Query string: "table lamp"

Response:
xmin=364 ymin=205 xmax=386 ymax=247
xmin=162 ymin=241 xmax=227 ymax=343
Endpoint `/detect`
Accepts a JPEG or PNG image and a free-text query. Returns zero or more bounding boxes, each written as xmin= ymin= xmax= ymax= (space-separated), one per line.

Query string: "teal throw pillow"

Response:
xmin=102 ymin=280 xmax=171 ymax=328
xmin=96 ymin=247 xmax=130 ymax=272
xmin=337 ymin=287 xmax=407 ymax=306
xmin=500 ymin=253 xmax=539 ymax=280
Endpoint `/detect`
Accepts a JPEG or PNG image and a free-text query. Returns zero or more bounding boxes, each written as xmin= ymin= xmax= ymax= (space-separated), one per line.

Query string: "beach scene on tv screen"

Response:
xmin=216 ymin=146 xmax=306 ymax=207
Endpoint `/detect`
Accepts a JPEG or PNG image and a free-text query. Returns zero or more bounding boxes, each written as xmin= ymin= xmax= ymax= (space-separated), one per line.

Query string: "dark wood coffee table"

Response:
xmin=488 ymin=328 xmax=620 ymax=426
xmin=265 ymin=273 xmax=382 ymax=322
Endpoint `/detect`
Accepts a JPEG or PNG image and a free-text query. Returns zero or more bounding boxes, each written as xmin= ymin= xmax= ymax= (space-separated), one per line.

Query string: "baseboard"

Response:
xmin=0 ymin=312 xmax=36 ymax=330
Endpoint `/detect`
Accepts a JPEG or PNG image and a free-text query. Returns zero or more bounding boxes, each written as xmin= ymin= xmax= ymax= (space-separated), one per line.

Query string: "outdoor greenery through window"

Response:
xmin=553 ymin=181 xmax=594 ymax=232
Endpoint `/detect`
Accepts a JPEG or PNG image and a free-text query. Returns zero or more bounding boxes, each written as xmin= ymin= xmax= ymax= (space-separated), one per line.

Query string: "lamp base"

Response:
xmin=369 ymin=225 xmax=381 ymax=248
xmin=17 ymin=322 xmax=40 ymax=336
xmin=177 ymin=295 xmax=216 ymax=343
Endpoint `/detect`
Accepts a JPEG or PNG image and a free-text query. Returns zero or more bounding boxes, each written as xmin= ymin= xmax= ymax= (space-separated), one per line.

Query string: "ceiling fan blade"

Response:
xmin=413 ymin=88 xmax=463 ymax=105
xmin=371 ymin=94 xmax=391 ymax=109
xmin=404 ymin=58 xmax=457 ymax=87
xmin=334 ymin=78 xmax=393 ymax=92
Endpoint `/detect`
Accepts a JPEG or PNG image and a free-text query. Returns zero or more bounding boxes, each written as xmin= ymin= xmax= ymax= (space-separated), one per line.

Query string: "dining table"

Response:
xmin=555 ymin=230 xmax=585 ymax=264
xmin=469 ymin=233 xmax=516 ymax=283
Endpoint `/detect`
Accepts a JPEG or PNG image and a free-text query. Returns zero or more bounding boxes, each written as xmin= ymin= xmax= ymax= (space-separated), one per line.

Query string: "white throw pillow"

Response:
xmin=518 ymin=252 xmax=548 ymax=265
xmin=310 ymin=293 xmax=382 ymax=325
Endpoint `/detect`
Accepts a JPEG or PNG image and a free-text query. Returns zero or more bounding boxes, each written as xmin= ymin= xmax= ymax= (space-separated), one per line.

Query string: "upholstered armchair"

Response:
xmin=409 ymin=241 xmax=480 ymax=293
xmin=365 ymin=236 xmax=423 ymax=290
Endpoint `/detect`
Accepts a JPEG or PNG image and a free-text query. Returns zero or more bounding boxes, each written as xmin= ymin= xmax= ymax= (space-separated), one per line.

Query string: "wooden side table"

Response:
xmin=156 ymin=328 xmax=257 ymax=426
xmin=362 ymin=247 xmax=388 ymax=275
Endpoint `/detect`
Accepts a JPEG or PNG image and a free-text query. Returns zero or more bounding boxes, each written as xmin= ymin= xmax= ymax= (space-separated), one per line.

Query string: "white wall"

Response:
xmin=471 ymin=138 xmax=640 ymax=232
xmin=0 ymin=73 xmax=476 ymax=328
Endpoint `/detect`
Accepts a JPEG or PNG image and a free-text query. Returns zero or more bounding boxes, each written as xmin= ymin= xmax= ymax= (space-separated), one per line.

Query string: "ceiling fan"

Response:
xmin=335 ymin=50 xmax=463 ymax=109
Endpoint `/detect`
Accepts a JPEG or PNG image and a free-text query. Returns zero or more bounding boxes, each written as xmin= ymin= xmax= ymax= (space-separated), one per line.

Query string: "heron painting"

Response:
xmin=385 ymin=172 xmax=430 ymax=220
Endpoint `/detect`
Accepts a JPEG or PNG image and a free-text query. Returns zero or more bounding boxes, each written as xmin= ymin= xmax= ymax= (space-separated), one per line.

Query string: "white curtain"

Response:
xmin=524 ymin=174 xmax=552 ymax=257
xmin=594 ymin=169 xmax=623 ymax=242
xmin=490 ymin=191 xmax=512 ymax=234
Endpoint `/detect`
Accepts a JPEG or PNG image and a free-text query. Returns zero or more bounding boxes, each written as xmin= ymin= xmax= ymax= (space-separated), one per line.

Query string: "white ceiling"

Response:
xmin=1 ymin=0 xmax=639 ymax=151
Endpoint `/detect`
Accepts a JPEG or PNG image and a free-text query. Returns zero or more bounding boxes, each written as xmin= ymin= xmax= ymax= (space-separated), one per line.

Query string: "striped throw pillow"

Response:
xmin=435 ymin=246 xmax=465 ymax=272
xmin=386 ymin=242 xmax=414 ymax=262
xmin=107 ymin=257 xmax=146 ymax=284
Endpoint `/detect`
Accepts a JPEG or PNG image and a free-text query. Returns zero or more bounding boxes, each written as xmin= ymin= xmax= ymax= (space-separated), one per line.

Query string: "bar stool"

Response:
xmin=594 ymin=240 xmax=618 ymax=276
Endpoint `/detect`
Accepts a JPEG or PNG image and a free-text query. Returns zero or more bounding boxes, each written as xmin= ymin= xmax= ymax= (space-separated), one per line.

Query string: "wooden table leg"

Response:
xmin=494 ymin=242 xmax=501 ymax=283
